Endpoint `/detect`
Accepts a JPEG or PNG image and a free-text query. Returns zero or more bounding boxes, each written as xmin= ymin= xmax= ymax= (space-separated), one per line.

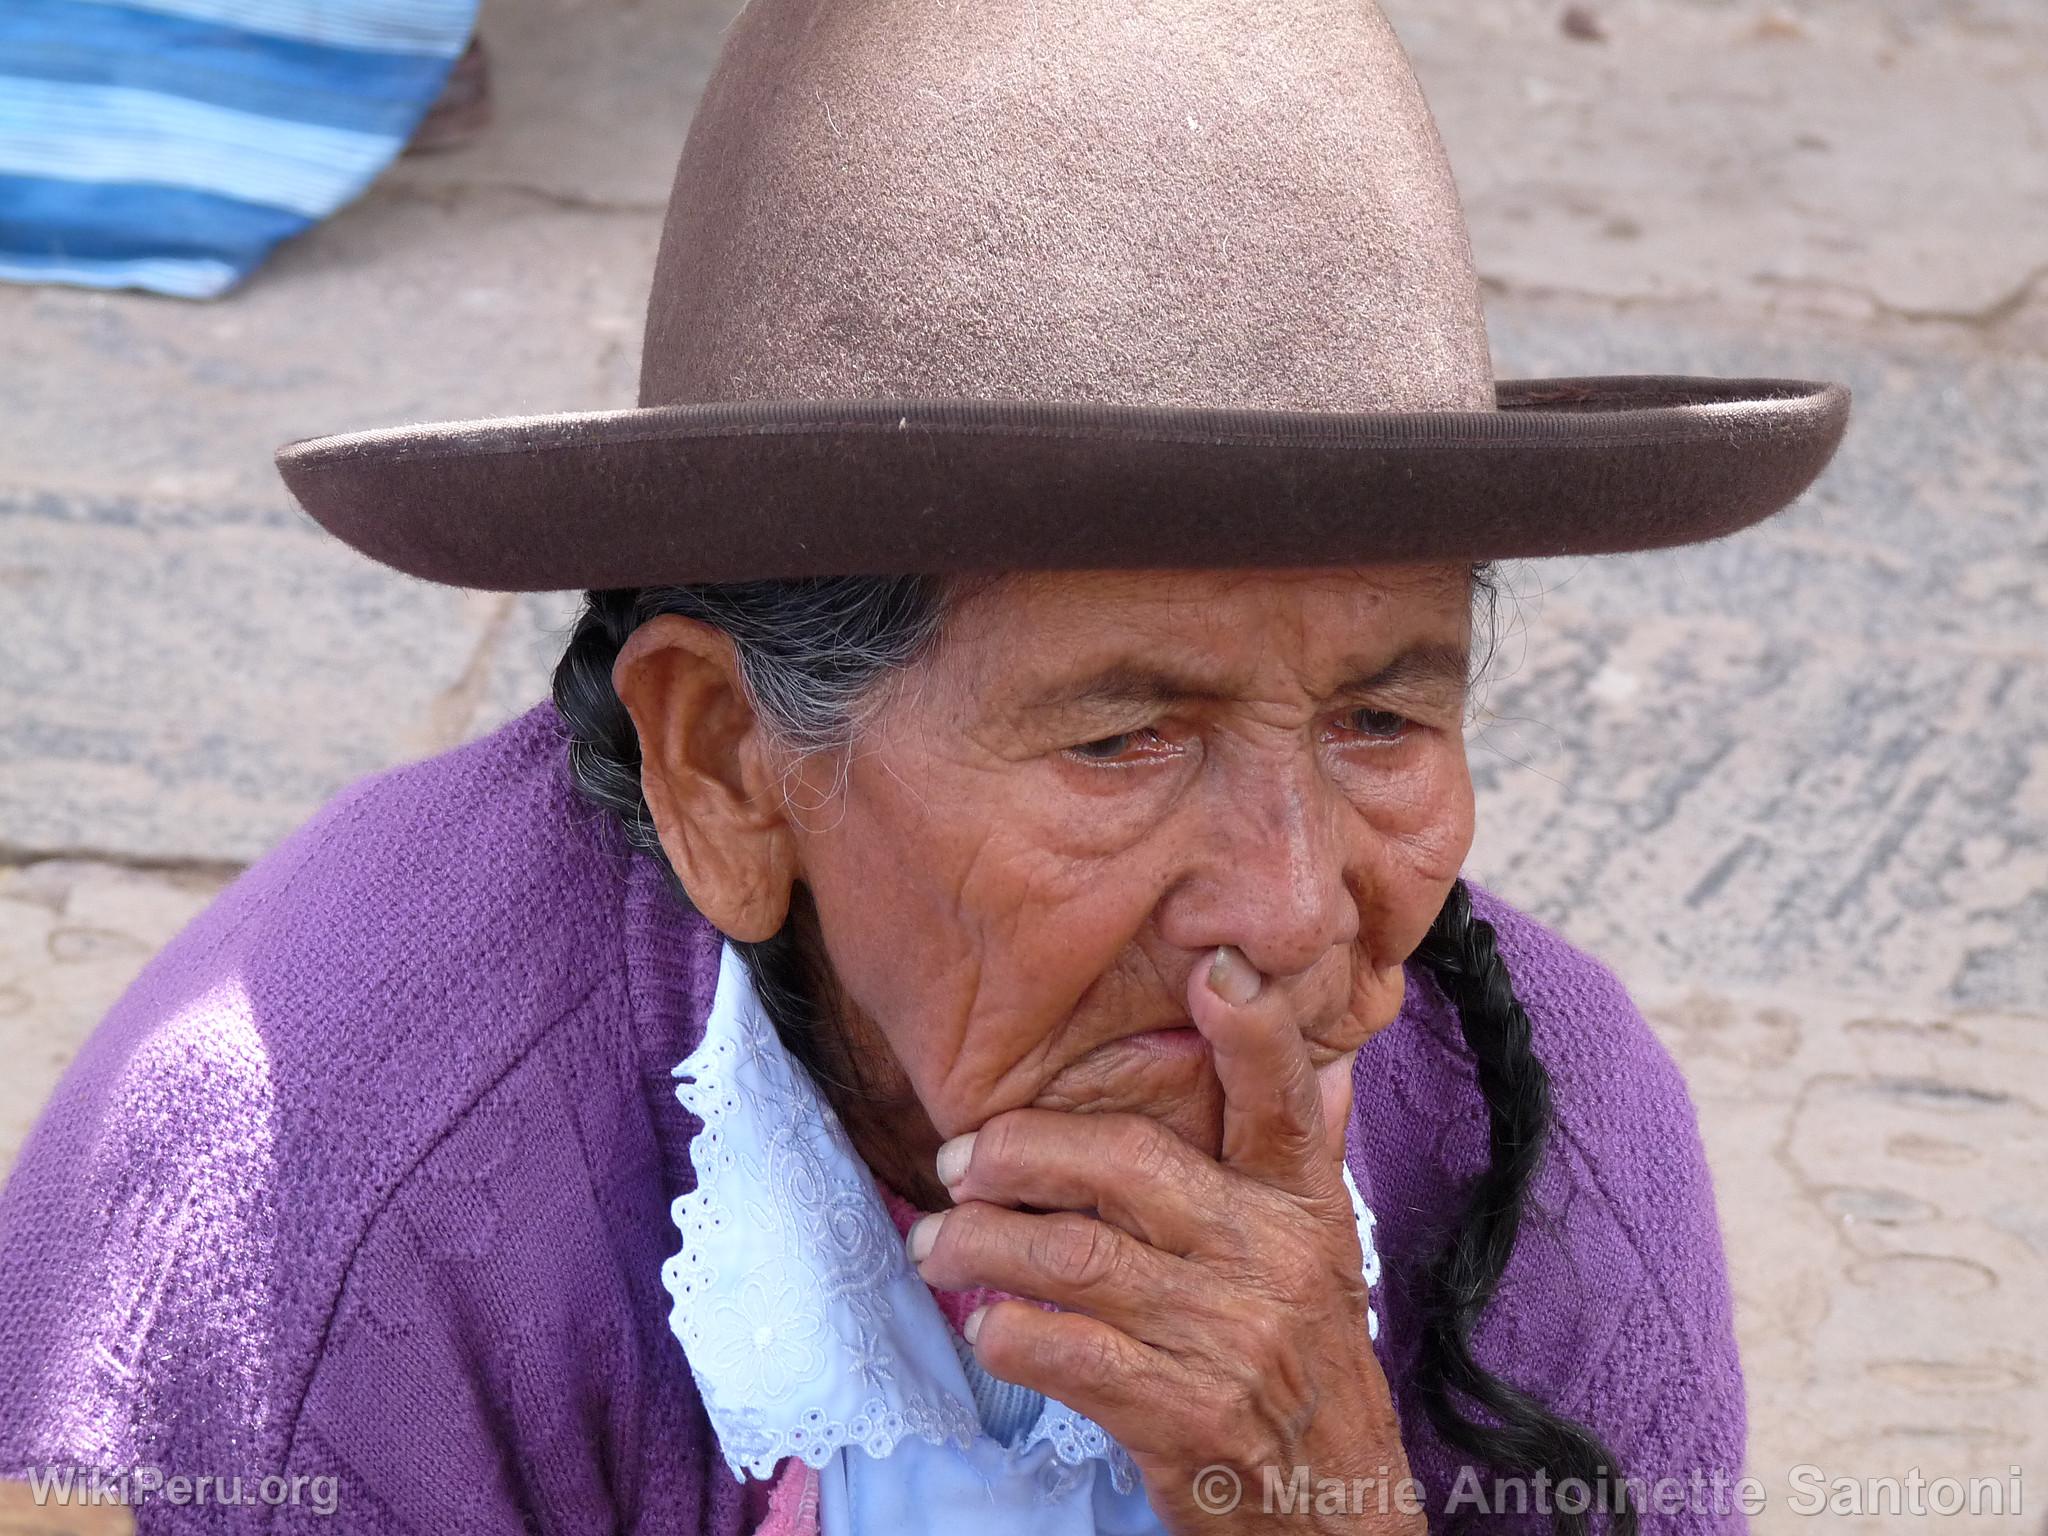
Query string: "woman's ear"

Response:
xmin=611 ymin=614 xmax=801 ymax=941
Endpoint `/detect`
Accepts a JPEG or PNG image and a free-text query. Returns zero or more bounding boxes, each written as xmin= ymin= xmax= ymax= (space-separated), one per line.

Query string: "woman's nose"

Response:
xmin=1159 ymin=757 xmax=1361 ymax=980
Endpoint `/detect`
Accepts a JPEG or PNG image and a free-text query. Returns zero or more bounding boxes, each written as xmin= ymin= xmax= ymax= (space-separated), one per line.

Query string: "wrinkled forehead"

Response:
xmin=928 ymin=564 xmax=1478 ymax=712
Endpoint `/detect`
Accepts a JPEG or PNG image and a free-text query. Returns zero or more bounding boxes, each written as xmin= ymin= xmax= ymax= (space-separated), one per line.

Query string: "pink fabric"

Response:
xmin=750 ymin=1457 xmax=820 ymax=1536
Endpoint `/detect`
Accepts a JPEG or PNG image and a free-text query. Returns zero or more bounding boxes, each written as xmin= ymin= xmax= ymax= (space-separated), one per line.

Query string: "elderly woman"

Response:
xmin=0 ymin=1 xmax=1849 ymax=1533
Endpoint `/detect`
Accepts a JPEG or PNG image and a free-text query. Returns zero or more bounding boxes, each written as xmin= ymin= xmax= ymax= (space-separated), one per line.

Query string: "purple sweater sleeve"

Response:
xmin=0 ymin=711 xmax=751 ymax=1534
xmin=0 ymin=911 xmax=744 ymax=1536
xmin=1355 ymin=884 xmax=1749 ymax=1534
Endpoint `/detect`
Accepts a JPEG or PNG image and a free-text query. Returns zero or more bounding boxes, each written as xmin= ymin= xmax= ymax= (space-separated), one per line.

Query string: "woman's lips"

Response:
xmin=1095 ymin=1022 xmax=1356 ymax=1067
xmin=1113 ymin=1024 xmax=1213 ymax=1060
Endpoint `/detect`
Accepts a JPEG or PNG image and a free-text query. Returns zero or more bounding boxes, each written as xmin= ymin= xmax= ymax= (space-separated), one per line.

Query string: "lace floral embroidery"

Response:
xmin=1016 ymin=1399 xmax=1142 ymax=1494
xmin=660 ymin=946 xmax=980 ymax=1478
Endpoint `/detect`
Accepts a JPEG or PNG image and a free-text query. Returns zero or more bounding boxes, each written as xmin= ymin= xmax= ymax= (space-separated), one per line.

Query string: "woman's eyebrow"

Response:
xmin=1340 ymin=641 xmax=1475 ymax=703
xmin=1020 ymin=641 xmax=1472 ymax=714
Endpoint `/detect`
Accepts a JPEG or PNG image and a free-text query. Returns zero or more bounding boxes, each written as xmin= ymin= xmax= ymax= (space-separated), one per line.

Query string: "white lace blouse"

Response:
xmin=659 ymin=941 xmax=1383 ymax=1534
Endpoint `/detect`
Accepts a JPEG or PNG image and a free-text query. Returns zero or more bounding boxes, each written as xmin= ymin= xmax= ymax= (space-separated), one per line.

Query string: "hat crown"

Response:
xmin=640 ymin=0 xmax=1495 ymax=414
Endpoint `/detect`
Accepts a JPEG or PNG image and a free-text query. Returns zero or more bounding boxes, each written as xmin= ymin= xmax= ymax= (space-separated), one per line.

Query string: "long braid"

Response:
xmin=553 ymin=589 xmax=665 ymax=859
xmin=1408 ymin=879 xmax=1637 ymax=1535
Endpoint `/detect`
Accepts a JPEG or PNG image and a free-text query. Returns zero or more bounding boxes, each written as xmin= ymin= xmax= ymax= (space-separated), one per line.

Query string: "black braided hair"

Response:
xmin=1408 ymin=880 xmax=1637 ymax=1535
xmin=551 ymin=573 xmax=1635 ymax=1533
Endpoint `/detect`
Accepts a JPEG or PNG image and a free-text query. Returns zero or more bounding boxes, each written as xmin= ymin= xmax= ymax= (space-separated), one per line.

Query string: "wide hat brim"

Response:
xmin=276 ymin=374 xmax=1849 ymax=593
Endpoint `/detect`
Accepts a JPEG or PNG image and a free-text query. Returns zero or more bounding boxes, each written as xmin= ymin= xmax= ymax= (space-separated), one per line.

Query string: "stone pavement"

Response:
xmin=1 ymin=0 xmax=2043 ymax=1530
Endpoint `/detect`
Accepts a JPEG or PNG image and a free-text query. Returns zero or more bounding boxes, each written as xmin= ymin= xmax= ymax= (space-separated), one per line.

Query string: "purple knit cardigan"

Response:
xmin=0 ymin=702 xmax=1748 ymax=1533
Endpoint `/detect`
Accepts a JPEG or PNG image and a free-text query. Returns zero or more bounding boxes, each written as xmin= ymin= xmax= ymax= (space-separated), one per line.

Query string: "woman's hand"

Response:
xmin=906 ymin=945 xmax=1425 ymax=1534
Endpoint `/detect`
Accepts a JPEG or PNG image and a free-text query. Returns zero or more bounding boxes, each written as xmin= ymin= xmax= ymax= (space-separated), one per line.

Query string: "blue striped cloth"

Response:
xmin=0 ymin=0 xmax=477 ymax=297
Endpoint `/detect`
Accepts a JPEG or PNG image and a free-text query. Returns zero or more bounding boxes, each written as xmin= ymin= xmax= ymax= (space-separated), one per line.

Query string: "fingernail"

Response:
xmin=1207 ymin=944 xmax=1262 ymax=1005
xmin=935 ymin=1131 xmax=977 ymax=1190
xmin=907 ymin=1211 xmax=946 ymax=1265
xmin=963 ymin=1305 xmax=987 ymax=1345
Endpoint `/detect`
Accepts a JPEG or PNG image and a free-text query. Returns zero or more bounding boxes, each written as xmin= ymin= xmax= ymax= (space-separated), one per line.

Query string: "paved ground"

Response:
xmin=2 ymin=0 xmax=2043 ymax=1530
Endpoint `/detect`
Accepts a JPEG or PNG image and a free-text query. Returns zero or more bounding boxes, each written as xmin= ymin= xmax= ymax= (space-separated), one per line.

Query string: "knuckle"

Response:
xmin=920 ymin=1202 xmax=974 ymax=1272
xmin=1029 ymin=1318 xmax=1123 ymax=1396
xmin=1069 ymin=1326 xmax=1125 ymax=1393
xmin=1116 ymin=1115 xmax=1183 ymax=1183
xmin=953 ymin=1201 xmax=1017 ymax=1268
xmin=1033 ymin=1212 xmax=1122 ymax=1291
xmin=975 ymin=1112 xmax=1030 ymax=1179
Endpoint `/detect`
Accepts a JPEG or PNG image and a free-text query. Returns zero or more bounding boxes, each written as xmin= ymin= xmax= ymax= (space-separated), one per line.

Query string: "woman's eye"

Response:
xmin=1066 ymin=727 xmax=1170 ymax=763
xmin=1337 ymin=708 xmax=1412 ymax=741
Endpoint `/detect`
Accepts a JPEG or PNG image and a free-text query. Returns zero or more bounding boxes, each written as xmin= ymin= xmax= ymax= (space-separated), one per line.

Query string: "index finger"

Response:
xmin=1185 ymin=944 xmax=1339 ymax=1195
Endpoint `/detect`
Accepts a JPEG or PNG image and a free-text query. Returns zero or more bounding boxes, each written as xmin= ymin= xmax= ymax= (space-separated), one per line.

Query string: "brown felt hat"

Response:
xmin=276 ymin=0 xmax=1851 ymax=591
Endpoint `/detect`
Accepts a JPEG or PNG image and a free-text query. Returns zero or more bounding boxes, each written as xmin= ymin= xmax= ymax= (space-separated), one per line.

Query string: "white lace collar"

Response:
xmin=660 ymin=940 xmax=1381 ymax=1492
